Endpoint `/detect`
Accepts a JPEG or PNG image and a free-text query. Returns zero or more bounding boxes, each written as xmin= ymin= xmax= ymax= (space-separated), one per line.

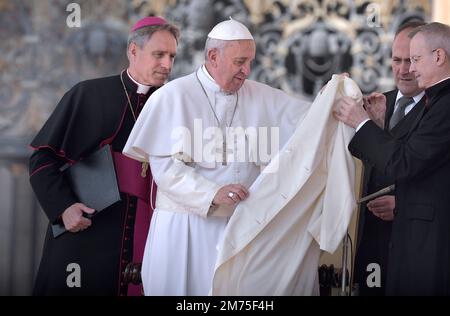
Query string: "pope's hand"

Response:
xmin=213 ymin=184 xmax=249 ymax=206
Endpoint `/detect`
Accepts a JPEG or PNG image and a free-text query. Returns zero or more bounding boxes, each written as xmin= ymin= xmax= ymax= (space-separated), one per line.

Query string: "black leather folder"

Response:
xmin=51 ymin=145 xmax=121 ymax=238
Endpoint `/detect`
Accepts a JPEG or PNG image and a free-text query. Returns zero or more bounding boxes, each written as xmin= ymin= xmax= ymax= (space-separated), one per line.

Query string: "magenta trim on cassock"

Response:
xmin=113 ymin=152 xmax=150 ymax=201
xmin=113 ymin=151 xmax=156 ymax=296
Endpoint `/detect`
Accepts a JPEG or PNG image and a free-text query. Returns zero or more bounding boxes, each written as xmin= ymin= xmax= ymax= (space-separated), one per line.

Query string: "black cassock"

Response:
xmin=30 ymin=73 xmax=155 ymax=295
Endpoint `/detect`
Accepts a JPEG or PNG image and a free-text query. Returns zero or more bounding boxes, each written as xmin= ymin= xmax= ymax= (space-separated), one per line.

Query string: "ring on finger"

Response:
xmin=228 ymin=192 xmax=235 ymax=198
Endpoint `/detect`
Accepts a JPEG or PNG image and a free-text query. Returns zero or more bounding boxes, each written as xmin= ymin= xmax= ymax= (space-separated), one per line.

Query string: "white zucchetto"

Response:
xmin=207 ymin=17 xmax=254 ymax=41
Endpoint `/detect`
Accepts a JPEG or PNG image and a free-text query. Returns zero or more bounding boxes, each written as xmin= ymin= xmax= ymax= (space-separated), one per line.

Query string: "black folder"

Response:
xmin=51 ymin=145 xmax=121 ymax=238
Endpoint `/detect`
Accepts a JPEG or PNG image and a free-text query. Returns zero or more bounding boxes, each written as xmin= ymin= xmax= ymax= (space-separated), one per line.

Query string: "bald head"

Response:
xmin=391 ymin=23 xmax=425 ymax=97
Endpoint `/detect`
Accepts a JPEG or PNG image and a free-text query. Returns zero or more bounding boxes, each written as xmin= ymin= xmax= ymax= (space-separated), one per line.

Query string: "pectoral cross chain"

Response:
xmin=222 ymin=140 xmax=227 ymax=166
xmin=120 ymin=70 xmax=150 ymax=179
xmin=195 ymin=72 xmax=239 ymax=167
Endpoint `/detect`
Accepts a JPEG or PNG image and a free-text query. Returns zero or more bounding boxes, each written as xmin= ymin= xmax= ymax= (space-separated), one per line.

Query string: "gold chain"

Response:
xmin=120 ymin=69 xmax=149 ymax=177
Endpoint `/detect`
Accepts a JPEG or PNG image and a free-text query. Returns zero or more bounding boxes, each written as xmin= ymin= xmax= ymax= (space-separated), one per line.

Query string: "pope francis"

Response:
xmin=124 ymin=18 xmax=358 ymax=296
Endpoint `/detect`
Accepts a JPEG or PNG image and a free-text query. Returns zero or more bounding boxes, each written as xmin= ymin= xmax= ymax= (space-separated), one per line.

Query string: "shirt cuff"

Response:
xmin=356 ymin=119 xmax=370 ymax=132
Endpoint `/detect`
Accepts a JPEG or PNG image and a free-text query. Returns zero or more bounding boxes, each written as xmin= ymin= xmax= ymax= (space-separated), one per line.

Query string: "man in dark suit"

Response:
xmin=354 ymin=21 xmax=426 ymax=296
xmin=335 ymin=22 xmax=450 ymax=295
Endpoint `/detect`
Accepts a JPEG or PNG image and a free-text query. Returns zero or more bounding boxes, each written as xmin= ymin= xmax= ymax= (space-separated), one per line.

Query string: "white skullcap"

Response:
xmin=208 ymin=17 xmax=254 ymax=41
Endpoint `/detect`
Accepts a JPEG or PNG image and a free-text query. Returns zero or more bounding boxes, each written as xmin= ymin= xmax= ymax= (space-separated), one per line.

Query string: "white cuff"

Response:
xmin=356 ymin=119 xmax=370 ymax=132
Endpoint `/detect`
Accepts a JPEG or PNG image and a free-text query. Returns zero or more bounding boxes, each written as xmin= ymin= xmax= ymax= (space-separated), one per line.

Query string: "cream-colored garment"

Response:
xmin=211 ymin=75 xmax=361 ymax=296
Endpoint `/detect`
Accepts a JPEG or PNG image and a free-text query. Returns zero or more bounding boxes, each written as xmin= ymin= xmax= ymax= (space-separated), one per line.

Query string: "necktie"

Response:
xmin=389 ymin=96 xmax=414 ymax=129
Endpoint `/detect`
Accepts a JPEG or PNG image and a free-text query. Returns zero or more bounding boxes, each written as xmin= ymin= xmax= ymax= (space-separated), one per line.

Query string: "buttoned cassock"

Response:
xmin=30 ymin=72 xmax=156 ymax=296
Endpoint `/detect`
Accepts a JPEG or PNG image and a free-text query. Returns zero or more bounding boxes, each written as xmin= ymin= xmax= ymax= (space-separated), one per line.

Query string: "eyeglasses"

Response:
xmin=410 ymin=49 xmax=438 ymax=64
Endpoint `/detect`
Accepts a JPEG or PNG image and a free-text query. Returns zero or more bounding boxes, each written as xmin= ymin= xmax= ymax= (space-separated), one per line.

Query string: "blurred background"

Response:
xmin=1 ymin=0 xmax=447 ymax=295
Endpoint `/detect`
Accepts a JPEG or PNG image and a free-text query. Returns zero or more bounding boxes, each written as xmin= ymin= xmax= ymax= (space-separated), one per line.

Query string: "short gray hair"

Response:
xmin=127 ymin=23 xmax=180 ymax=50
xmin=409 ymin=22 xmax=450 ymax=58
xmin=204 ymin=37 xmax=228 ymax=61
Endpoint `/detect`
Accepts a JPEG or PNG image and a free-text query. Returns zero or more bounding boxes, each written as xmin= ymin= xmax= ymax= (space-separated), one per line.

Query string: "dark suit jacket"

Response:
xmin=354 ymin=90 xmax=425 ymax=295
xmin=350 ymin=78 xmax=450 ymax=295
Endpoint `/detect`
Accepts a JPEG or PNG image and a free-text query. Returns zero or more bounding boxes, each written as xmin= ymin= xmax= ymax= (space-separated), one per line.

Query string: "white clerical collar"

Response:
xmin=127 ymin=69 xmax=151 ymax=94
xmin=199 ymin=66 xmax=221 ymax=93
xmin=201 ymin=65 xmax=235 ymax=95
xmin=396 ymin=91 xmax=425 ymax=105
xmin=433 ymin=76 xmax=450 ymax=86
xmin=201 ymin=65 xmax=215 ymax=82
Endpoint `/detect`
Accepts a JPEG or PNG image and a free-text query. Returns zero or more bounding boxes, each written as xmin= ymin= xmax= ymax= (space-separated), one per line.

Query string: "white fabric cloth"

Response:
xmin=142 ymin=206 xmax=229 ymax=295
xmin=123 ymin=67 xmax=310 ymax=295
xmin=211 ymin=75 xmax=360 ymax=296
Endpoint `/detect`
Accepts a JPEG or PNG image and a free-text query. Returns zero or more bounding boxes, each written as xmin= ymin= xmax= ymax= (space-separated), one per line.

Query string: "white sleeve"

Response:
xmin=150 ymin=156 xmax=222 ymax=218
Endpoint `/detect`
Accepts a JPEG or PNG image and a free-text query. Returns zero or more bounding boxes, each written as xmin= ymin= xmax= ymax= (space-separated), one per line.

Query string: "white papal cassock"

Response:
xmin=123 ymin=66 xmax=310 ymax=295
xmin=211 ymin=74 xmax=361 ymax=295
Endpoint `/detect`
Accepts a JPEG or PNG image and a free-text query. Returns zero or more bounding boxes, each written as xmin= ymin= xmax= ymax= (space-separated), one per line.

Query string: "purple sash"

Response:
xmin=113 ymin=152 xmax=156 ymax=296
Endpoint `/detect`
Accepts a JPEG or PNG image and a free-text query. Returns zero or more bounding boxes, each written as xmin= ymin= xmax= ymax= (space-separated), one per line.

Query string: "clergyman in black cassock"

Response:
xmin=29 ymin=17 xmax=179 ymax=296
